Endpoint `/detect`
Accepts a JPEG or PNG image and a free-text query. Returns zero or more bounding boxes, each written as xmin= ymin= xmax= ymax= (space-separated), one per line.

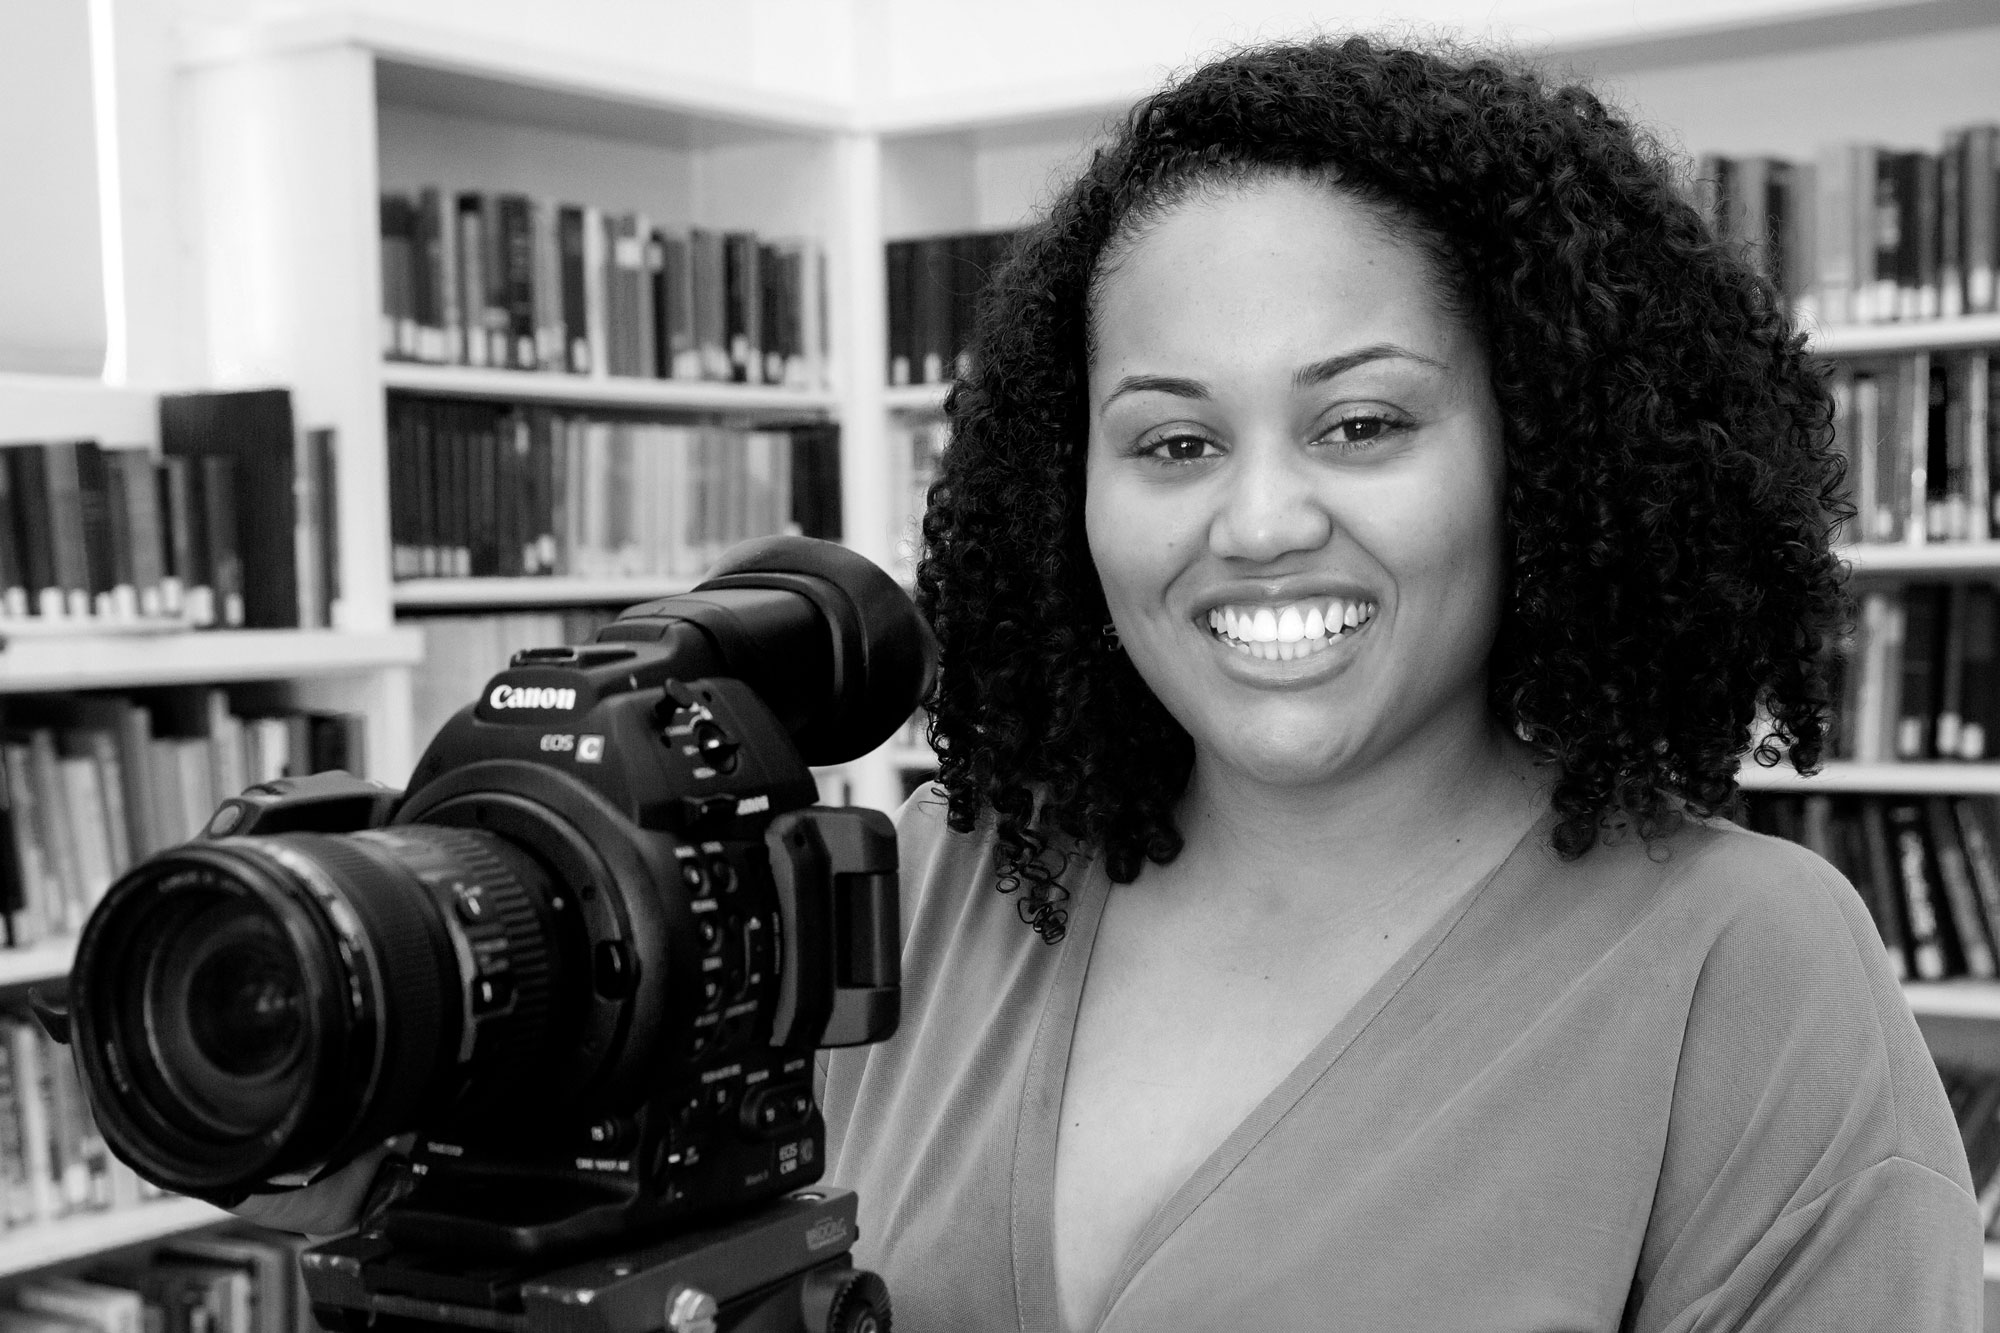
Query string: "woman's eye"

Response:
xmin=1327 ymin=414 xmax=1404 ymax=447
xmin=1142 ymin=434 xmax=1218 ymax=463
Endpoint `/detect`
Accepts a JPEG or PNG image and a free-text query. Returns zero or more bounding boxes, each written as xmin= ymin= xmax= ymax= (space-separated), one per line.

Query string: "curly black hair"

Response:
xmin=915 ymin=34 xmax=1851 ymax=941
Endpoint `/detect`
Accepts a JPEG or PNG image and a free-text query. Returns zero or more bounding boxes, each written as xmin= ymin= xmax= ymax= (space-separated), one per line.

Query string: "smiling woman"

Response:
xmin=821 ymin=34 xmax=1984 ymax=1333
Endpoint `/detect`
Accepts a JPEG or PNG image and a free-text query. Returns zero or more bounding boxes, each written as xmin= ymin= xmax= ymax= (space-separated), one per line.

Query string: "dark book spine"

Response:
xmin=1887 ymin=799 xmax=1952 ymax=979
xmin=200 ymin=456 xmax=244 ymax=628
xmin=759 ymin=241 xmax=785 ymax=386
xmin=379 ymin=194 xmax=416 ymax=359
xmin=2 ymin=449 xmax=51 ymax=618
xmin=1952 ymin=798 xmax=2000 ymax=978
xmin=499 ymin=195 xmax=537 ymax=370
xmin=886 ymin=239 xmax=914 ymax=385
xmin=156 ymin=454 xmax=198 ymax=620
xmin=1942 ymin=130 xmax=1967 ymax=318
xmin=73 ymin=443 xmax=115 ymax=617
xmin=415 ymin=187 xmax=448 ymax=363
xmin=789 ymin=424 xmax=842 ymax=541
xmin=913 ymin=237 xmax=953 ymax=385
xmin=662 ymin=232 xmax=696 ymax=379
xmin=1915 ymin=151 xmax=1941 ymax=319
xmin=1926 ymin=360 xmax=1951 ymax=539
xmin=724 ymin=232 xmax=761 ymax=384
xmin=389 ymin=401 xmax=417 ymax=580
xmin=560 ymin=205 xmax=590 ymax=374
xmin=691 ymin=228 xmax=728 ymax=380
xmin=1927 ymin=796 xmax=1995 ymax=977
xmin=0 ymin=456 xmax=21 ymax=617
xmin=159 ymin=389 xmax=301 ymax=628
xmin=1897 ymin=583 xmax=1947 ymax=759
xmin=1964 ymin=584 xmax=2000 ymax=759
xmin=41 ymin=443 xmax=92 ymax=620
xmin=114 ymin=450 xmax=165 ymax=618
xmin=1858 ymin=797 xmax=1911 ymax=978
xmin=455 ymin=193 xmax=490 ymax=368
xmin=312 ymin=427 xmax=340 ymax=620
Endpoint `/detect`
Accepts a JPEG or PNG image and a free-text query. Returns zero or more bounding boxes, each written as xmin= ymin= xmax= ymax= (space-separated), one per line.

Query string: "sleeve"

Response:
xmin=1641 ymin=1157 xmax=1982 ymax=1333
xmin=1629 ymin=834 xmax=1985 ymax=1333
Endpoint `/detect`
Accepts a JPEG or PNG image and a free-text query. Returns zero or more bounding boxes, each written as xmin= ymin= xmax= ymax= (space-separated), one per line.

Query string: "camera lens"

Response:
xmin=148 ymin=895 xmax=308 ymax=1136
xmin=70 ymin=825 xmax=569 ymax=1197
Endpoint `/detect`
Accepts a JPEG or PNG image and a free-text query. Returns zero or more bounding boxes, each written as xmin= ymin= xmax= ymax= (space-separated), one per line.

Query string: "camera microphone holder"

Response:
xmin=302 ymin=1187 xmax=889 ymax=1333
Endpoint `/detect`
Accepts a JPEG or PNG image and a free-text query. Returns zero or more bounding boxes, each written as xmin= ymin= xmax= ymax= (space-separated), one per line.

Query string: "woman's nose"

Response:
xmin=1208 ymin=441 xmax=1334 ymax=563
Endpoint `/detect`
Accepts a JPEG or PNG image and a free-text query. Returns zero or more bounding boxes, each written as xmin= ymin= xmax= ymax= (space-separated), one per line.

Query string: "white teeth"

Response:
xmin=1205 ymin=596 xmax=1378 ymax=660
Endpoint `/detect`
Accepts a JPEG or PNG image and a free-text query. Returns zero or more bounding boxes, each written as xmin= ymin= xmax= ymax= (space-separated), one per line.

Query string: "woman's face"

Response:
xmin=1084 ymin=176 xmax=1509 ymax=793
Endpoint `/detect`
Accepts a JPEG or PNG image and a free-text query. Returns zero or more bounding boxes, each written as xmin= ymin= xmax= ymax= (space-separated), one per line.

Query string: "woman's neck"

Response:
xmin=1164 ymin=707 xmax=1552 ymax=930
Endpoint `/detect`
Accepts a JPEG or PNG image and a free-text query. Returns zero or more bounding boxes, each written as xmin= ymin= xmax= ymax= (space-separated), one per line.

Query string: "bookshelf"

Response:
xmin=7 ymin=0 xmax=1978 ymax=1310
xmin=0 ymin=1198 xmax=229 ymax=1281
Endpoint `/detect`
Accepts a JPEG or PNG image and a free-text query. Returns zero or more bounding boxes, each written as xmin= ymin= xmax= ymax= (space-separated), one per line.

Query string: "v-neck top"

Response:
xmin=819 ymin=790 xmax=1984 ymax=1332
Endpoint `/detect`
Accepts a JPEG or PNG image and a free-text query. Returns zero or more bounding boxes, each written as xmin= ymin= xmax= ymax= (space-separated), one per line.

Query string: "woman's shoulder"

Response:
xmin=1608 ymin=812 xmax=1970 ymax=1187
xmin=1587 ymin=809 xmax=1886 ymax=976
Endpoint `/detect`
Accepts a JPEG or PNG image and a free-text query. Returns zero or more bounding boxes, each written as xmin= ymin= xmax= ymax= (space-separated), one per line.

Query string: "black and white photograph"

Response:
xmin=0 ymin=0 xmax=1998 ymax=1328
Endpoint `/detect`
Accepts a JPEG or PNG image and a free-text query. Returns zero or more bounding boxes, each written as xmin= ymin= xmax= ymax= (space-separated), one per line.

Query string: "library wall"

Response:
xmin=167 ymin=0 xmax=857 ymax=103
xmin=0 ymin=1 xmax=107 ymax=378
xmin=1596 ymin=19 xmax=2000 ymax=160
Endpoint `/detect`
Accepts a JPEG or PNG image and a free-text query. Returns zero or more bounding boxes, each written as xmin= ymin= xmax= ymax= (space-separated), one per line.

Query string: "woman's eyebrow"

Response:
xmin=1292 ymin=343 xmax=1448 ymax=387
xmin=1100 ymin=343 xmax=1448 ymax=411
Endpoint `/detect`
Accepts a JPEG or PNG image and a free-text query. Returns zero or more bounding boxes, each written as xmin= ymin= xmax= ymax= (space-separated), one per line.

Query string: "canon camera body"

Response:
xmin=58 ymin=537 xmax=931 ymax=1266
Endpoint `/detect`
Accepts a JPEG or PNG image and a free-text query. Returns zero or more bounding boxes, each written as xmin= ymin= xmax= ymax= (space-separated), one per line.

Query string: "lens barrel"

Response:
xmin=70 ymin=824 xmax=563 ymax=1197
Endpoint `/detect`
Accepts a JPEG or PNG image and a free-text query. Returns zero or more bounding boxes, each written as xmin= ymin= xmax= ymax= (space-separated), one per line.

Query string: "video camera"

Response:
xmin=46 ymin=536 xmax=932 ymax=1333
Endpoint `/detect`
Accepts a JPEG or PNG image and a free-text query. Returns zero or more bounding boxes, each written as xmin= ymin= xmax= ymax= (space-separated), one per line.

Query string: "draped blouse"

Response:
xmin=820 ymin=791 xmax=1984 ymax=1331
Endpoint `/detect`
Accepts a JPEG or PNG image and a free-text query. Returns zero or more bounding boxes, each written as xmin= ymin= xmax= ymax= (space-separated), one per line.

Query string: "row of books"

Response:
xmin=0 ymin=690 xmax=366 ymax=947
xmin=0 ymin=393 xmax=339 ymax=632
xmin=1827 ymin=583 xmax=2000 ymax=763
xmin=1742 ymin=794 xmax=2000 ymax=983
xmin=408 ymin=609 xmax=617 ymax=748
xmin=890 ymin=416 xmax=949 ymax=574
xmin=2 ymin=1224 xmax=315 ymax=1333
xmin=378 ymin=188 xmax=831 ymax=389
xmin=387 ymin=399 xmax=842 ymax=582
xmin=1696 ymin=123 xmax=2000 ymax=326
xmin=884 ymin=232 xmax=1015 ymax=388
xmin=0 ymin=1013 xmax=153 ymax=1231
xmin=1832 ymin=352 xmax=2000 ymax=545
xmin=1936 ymin=1063 xmax=2000 ymax=1237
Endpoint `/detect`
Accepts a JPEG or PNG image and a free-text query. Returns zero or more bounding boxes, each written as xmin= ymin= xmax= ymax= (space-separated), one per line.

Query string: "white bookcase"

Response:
xmin=7 ymin=0 xmax=2000 ymax=1294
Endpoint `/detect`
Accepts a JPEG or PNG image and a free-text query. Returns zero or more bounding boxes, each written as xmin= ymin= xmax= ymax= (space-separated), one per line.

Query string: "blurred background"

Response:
xmin=6 ymin=0 xmax=2000 ymax=1325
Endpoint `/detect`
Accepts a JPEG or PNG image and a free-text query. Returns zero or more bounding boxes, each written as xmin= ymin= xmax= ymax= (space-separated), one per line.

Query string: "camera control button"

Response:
xmin=472 ymin=975 xmax=514 ymax=1013
xmin=690 ymin=720 xmax=739 ymax=773
xmin=585 ymin=1117 xmax=632 ymax=1152
xmin=592 ymin=941 xmax=634 ymax=997
xmin=697 ymin=917 xmax=722 ymax=954
xmin=706 ymin=857 xmax=737 ymax=893
xmin=452 ymin=885 xmax=487 ymax=923
xmin=699 ymin=975 xmax=724 ymax=1009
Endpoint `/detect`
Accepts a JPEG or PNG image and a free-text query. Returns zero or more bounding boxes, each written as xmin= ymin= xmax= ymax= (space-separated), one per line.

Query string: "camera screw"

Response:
xmin=664 ymin=1285 xmax=719 ymax=1333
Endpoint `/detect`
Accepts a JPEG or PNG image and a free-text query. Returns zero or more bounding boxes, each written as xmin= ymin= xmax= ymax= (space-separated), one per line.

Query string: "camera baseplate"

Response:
xmin=302 ymin=1187 xmax=886 ymax=1333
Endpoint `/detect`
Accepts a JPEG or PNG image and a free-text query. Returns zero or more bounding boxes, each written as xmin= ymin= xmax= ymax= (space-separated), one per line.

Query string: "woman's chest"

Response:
xmin=1048 ymin=914 xmax=1416 ymax=1331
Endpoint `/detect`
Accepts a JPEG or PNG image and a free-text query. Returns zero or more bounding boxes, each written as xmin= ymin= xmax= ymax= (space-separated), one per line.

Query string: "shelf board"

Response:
xmin=1738 ymin=762 xmax=2000 ymax=794
xmin=0 ymin=939 xmax=75 ymax=991
xmin=382 ymin=363 xmax=836 ymax=415
xmin=1808 ymin=313 xmax=2000 ymax=357
xmin=884 ymin=383 xmax=950 ymax=414
xmin=183 ymin=10 xmax=848 ymax=140
xmin=396 ymin=577 xmax=695 ymax=611
xmin=0 ymin=629 xmax=422 ymax=693
xmin=0 ymin=1198 xmax=229 ymax=1279
xmin=0 ymin=378 xmax=160 ymax=449
xmin=1838 ymin=543 xmax=2000 ymax=576
xmin=1904 ymin=983 xmax=2000 ymax=1022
